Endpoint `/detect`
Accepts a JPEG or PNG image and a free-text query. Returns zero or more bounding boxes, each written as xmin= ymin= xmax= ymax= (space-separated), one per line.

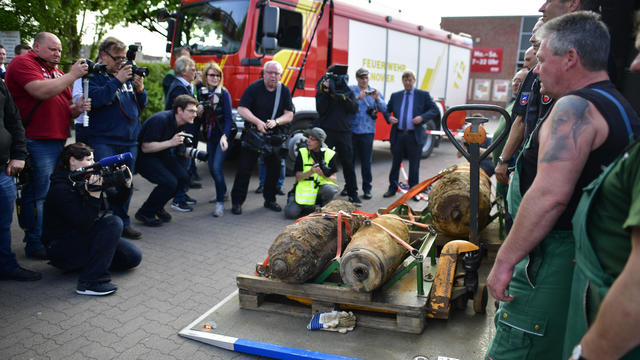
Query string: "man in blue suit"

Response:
xmin=383 ymin=69 xmax=439 ymax=198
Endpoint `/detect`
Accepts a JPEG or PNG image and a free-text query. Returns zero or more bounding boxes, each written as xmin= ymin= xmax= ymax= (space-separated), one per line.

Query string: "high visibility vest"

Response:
xmin=295 ymin=147 xmax=336 ymax=205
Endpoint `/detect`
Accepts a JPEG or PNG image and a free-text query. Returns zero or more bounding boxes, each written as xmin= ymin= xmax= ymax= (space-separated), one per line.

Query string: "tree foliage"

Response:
xmin=0 ymin=0 xmax=180 ymax=63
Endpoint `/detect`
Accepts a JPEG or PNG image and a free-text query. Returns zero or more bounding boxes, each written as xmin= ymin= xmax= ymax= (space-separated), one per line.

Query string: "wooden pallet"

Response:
xmin=236 ymin=272 xmax=429 ymax=334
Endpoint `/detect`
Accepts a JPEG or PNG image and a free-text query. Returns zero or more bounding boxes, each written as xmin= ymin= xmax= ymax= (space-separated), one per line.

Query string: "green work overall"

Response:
xmin=486 ymin=120 xmax=575 ymax=360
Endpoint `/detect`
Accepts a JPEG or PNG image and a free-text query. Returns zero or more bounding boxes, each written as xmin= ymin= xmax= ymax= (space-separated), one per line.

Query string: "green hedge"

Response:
xmin=137 ymin=61 xmax=170 ymax=121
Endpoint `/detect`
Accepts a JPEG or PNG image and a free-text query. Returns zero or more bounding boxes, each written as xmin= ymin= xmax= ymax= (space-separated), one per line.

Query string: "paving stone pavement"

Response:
xmin=0 ymin=140 xmax=465 ymax=359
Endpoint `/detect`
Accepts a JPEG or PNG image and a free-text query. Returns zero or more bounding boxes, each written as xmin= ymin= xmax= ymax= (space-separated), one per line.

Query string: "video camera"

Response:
xmin=178 ymin=133 xmax=208 ymax=162
xmin=125 ymin=45 xmax=149 ymax=79
xmin=319 ymin=64 xmax=350 ymax=96
xmin=69 ymin=152 xmax=133 ymax=192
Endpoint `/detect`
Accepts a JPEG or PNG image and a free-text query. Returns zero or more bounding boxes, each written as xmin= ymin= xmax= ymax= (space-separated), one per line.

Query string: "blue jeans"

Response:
xmin=19 ymin=138 xmax=65 ymax=254
xmin=0 ymin=172 xmax=19 ymax=273
xmin=352 ymin=133 xmax=374 ymax=193
xmin=91 ymin=143 xmax=138 ymax=228
xmin=207 ymin=138 xmax=229 ymax=203
xmin=258 ymin=153 xmax=285 ymax=189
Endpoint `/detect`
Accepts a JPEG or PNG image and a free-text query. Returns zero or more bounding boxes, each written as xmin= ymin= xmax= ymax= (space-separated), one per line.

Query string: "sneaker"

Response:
xmin=122 ymin=226 xmax=143 ymax=239
xmin=189 ymin=181 xmax=202 ymax=189
xmin=340 ymin=188 xmax=348 ymax=196
xmin=213 ymin=202 xmax=224 ymax=217
xmin=76 ymin=281 xmax=117 ymax=296
xmin=231 ymin=204 xmax=242 ymax=215
xmin=264 ymin=201 xmax=282 ymax=212
xmin=156 ymin=208 xmax=172 ymax=223
xmin=255 ymin=185 xmax=264 ymax=194
xmin=0 ymin=266 xmax=42 ymax=281
xmin=184 ymin=194 xmax=197 ymax=205
xmin=135 ymin=211 xmax=162 ymax=227
xmin=25 ymin=247 xmax=48 ymax=260
xmin=363 ymin=192 xmax=372 ymax=200
xmin=171 ymin=201 xmax=193 ymax=212
xmin=348 ymin=196 xmax=362 ymax=207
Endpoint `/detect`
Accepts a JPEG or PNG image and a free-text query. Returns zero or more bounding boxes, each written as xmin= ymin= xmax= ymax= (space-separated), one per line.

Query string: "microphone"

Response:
xmin=75 ymin=152 xmax=133 ymax=173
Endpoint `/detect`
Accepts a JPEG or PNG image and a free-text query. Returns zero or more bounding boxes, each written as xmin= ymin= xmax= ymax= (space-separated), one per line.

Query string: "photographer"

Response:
xmin=230 ymin=61 xmax=293 ymax=215
xmin=42 ymin=143 xmax=141 ymax=296
xmin=88 ymin=37 xmax=148 ymax=240
xmin=315 ymin=64 xmax=360 ymax=206
xmin=349 ymin=67 xmax=386 ymax=200
xmin=198 ymin=62 xmax=232 ymax=217
xmin=5 ymin=32 xmax=90 ymax=260
xmin=135 ymin=95 xmax=198 ymax=226
xmin=284 ymin=128 xmax=338 ymax=219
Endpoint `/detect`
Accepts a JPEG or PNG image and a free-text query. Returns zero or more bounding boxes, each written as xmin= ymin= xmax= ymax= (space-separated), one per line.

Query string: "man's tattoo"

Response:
xmin=540 ymin=96 xmax=590 ymax=163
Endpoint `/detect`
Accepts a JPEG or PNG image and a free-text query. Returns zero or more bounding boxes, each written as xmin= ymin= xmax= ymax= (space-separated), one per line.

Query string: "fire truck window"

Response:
xmin=256 ymin=8 xmax=303 ymax=53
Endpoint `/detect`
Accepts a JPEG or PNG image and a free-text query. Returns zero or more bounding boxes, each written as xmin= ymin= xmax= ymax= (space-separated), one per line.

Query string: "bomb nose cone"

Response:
xmin=271 ymin=259 xmax=289 ymax=278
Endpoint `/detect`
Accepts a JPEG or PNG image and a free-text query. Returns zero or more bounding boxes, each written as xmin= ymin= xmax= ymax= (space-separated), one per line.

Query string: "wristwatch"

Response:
xmin=275 ymin=119 xmax=280 ymax=126
xmin=571 ymin=344 xmax=586 ymax=360
xmin=497 ymin=155 xmax=510 ymax=164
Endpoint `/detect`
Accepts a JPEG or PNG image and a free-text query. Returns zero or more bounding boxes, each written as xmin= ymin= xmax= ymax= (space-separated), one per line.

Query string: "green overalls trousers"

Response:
xmin=486 ymin=121 xmax=575 ymax=359
xmin=563 ymin=125 xmax=640 ymax=358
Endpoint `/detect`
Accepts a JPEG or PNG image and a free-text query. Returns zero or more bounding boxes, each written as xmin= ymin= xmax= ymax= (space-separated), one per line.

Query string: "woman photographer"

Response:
xmin=198 ymin=62 xmax=233 ymax=217
xmin=42 ymin=143 xmax=141 ymax=296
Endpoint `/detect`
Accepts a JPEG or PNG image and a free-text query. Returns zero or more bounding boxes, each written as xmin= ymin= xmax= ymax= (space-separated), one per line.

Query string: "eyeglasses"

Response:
xmin=185 ymin=109 xmax=198 ymax=114
xmin=264 ymin=71 xmax=282 ymax=76
xmin=106 ymin=52 xmax=126 ymax=62
xmin=207 ymin=73 xmax=221 ymax=78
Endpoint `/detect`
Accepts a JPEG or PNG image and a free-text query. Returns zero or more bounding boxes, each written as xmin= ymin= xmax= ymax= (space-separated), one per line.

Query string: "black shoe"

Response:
xmin=191 ymin=173 xmax=202 ymax=181
xmin=171 ymin=201 xmax=193 ymax=212
xmin=363 ymin=192 xmax=372 ymax=200
xmin=0 ymin=266 xmax=42 ymax=281
xmin=25 ymin=247 xmax=48 ymax=260
xmin=231 ymin=204 xmax=242 ymax=215
xmin=122 ymin=226 xmax=143 ymax=240
xmin=340 ymin=188 xmax=348 ymax=196
xmin=348 ymin=196 xmax=362 ymax=207
xmin=276 ymin=188 xmax=285 ymax=196
xmin=135 ymin=211 xmax=162 ymax=227
xmin=155 ymin=209 xmax=172 ymax=223
xmin=264 ymin=201 xmax=282 ymax=212
xmin=184 ymin=194 xmax=197 ymax=205
xmin=383 ymin=190 xmax=396 ymax=198
xmin=413 ymin=195 xmax=421 ymax=202
xmin=189 ymin=181 xmax=202 ymax=189
xmin=76 ymin=281 xmax=117 ymax=296
xmin=255 ymin=185 xmax=264 ymax=194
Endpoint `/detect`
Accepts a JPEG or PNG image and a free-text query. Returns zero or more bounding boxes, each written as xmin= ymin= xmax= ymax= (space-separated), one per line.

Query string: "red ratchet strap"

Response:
xmin=255 ymin=255 xmax=270 ymax=277
xmin=296 ymin=211 xmax=355 ymax=260
xmin=382 ymin=166 xmax=457 ymax=214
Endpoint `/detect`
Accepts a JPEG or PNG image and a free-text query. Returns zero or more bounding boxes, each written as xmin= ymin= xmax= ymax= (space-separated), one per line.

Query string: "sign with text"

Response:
xmin=470 ymin=47 xmax=503 ymax=73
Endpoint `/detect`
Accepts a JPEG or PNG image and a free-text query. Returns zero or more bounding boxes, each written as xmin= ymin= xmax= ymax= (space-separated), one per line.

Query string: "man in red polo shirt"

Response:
xmin=5 ymin=32 xmax=89 ymax=260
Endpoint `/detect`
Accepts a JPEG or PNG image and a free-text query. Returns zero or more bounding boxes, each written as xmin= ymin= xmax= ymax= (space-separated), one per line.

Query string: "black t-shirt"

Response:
xmin=138 ymin=110 xmax=177 ymax=157
xmin=512 ymin=69 xmax=536 ymax=117
xmin=239 ymin=79 xmax=294 ymax=124
xmin=295 ymin=148 xmax=338 ymax=176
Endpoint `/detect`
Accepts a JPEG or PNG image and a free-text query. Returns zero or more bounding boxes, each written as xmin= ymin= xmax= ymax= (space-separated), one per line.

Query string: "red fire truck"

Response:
xmin=159 ymin=0 xmax=472 ymax=162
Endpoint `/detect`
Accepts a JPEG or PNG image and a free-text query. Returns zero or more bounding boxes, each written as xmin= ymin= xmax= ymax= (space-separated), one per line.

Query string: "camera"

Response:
xmin=309 ymin=151 xmax=332 ymax=177
xmin=365 ymin=89 xmax=375 ymax=95
xmin=366 ymin=107 xmax=378 ymax=120
xmin=319 ymin=64 xmax=350 ymax=96
xmin=69 ymin=153 xmax=132 ymax=192
xmin=178 ymin=133 xmax=208 ymax=162
xmin=83 ymin=59 xmax=108 ymax=74
xmin=197 ymin=87 xmax=214 ymax=110
xmin=125 ymin=45 xmax=149 ymax=78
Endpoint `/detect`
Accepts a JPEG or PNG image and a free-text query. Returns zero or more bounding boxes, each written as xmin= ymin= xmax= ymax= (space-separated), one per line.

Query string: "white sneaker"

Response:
xmin=213 ymin=202 xmax=224 ymax=217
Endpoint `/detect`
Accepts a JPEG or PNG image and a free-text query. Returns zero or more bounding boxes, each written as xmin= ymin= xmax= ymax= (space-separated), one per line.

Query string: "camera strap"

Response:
xmin=271 ymin=82 xmax=282 ymax=121
xmin=22 ymin=101 xmax=43 ymax=127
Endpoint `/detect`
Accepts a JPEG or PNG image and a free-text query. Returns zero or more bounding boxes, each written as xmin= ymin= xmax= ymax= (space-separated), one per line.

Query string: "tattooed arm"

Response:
xmin=488 ymin=95 xmax=609 ymax=301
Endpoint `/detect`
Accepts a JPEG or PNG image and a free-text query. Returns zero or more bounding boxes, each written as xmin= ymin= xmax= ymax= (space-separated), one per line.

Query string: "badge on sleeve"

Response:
xmin=520 ymin=93 xmax=529 ymax=106
xmin=542 ymin=95 xmax=552 ymax=104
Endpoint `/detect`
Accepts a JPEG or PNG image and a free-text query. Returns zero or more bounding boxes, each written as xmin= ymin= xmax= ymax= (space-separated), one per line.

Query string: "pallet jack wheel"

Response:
xmin=473 ymin=284 xmax=488 ymax=314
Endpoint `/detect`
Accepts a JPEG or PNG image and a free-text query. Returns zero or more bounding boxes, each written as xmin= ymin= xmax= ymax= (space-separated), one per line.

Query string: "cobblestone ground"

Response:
xmin=0 ymin=140 xmax=462 ymax=359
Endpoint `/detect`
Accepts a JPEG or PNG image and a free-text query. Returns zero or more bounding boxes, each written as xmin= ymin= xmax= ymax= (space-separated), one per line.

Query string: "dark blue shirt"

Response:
xmin=138 ymin=110 xmax=177 ymax=158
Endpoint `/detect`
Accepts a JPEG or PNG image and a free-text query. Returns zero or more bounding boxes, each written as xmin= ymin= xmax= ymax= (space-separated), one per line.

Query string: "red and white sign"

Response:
xmin=470 ymin=47 xmax=503 ymax=73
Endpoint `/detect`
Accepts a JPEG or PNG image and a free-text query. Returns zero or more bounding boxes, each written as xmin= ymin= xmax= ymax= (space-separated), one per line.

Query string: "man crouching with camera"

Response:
xmin=42 ymin=143 xmax=142 ymax=296
xmin=284 ymin=128 xmax=339 ymax=219
xmin=134 ymin=95 xmax=199 ymax=226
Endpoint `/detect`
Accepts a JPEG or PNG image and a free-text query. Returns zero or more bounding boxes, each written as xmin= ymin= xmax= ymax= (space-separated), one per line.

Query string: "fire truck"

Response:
xmin=159 ymin=0 xmax=472 ymax=163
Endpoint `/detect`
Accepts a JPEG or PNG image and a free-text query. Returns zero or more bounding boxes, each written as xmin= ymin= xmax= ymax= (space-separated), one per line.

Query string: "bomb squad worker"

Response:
xmin=563 ymin=14 xmax=640 ymax=360
xmin=348 ymin=67 xmax=386 ymax=200
xmin=4 ymin=32 xmax=89 ymax=260
xmin=42 ymin=142 xmax=142 ymax=296
xmin=230 ymin=60 xmax=294 ymax=215
xmin=0 ymin=80 xmax=41 ymax=281
xmin=382 ymin=69 xmax=439 ymax=199
xmin=88 ymin=36 xmax=147 ymax=240
xmin=134 ymin=95 xmax=198 ymax=226
xmin=284 ymin=128 xmax=339 ymax=219
xmin=485 ymin=12 xmax=640 ymax=359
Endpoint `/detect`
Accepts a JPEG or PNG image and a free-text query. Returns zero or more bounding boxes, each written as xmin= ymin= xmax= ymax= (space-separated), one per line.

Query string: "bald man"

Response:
xmin=4 ymin=32 xmax=89 ymax=260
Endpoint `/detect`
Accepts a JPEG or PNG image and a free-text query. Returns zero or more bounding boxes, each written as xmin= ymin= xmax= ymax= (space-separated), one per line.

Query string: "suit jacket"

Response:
xmin=386 ymin=88 xmax=439 ymax=146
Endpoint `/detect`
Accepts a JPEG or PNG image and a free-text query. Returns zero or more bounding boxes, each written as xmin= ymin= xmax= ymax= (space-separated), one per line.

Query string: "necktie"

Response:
xmin=401 ymin=91 xmax=410 ymax=130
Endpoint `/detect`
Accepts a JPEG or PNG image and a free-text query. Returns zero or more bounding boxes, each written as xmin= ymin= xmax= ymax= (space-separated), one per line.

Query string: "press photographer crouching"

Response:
xmin=135 ymin=95 xmax=200 ymax=226
xmin=42 ymin=143 xmax=142 ymax=296
xmin=284 ymin=128 xmax=339 ymax=219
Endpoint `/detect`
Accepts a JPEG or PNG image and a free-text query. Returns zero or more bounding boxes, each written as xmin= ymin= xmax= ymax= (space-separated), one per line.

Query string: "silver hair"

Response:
xmin=174 ymin=55 xmax=195 ymax=76
xmin=263 ymin=60 xmax=283 ymax=73
xmin=537 ymin=11 xmax=609 ymax=72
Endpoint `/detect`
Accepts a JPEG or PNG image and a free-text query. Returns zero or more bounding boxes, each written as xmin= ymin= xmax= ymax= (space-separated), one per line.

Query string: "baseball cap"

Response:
xmin=355 ymin=68 xmax=369 ymax=78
